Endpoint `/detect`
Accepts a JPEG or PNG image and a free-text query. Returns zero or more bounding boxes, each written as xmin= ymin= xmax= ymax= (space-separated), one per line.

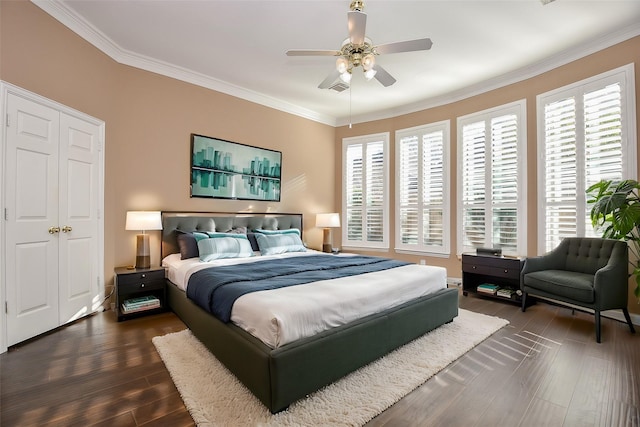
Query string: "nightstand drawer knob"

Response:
xmin=141 ymin=283 xmax=145 ymax=288
xmin=141 ymin=274 xmax=146 ymax=278
xmin=472 ymin=266 xmax=476 ymax=269
xmin=504 ymin=269 xmax=508 ymax=273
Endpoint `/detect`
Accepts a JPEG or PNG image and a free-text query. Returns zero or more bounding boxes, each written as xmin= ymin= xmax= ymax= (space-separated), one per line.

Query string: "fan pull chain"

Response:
xmin=349 ymin=85 xmax=353 ymax=129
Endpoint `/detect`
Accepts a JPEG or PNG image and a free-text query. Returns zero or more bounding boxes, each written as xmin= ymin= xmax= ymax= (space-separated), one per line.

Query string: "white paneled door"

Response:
xmin=3 ymin=87 xmax=103 ymax=347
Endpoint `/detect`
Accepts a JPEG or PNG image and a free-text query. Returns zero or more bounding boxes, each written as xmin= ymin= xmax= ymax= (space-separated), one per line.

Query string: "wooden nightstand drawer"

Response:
xmin=462 ymin=263 xmax=520 ymax=280
xmin=116 ymin=269 xmax=165 ymax=286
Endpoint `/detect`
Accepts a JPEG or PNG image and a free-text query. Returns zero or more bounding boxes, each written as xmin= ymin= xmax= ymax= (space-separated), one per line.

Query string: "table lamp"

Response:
xmin=125 ymin=211 xmax=162 ymax=269
xmin=316 ymin=213 xmax=340 ymax=253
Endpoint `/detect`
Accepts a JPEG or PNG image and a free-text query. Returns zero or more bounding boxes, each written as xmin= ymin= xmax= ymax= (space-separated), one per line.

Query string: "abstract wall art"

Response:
xmin=190 ymin=134 xmax=282 ymax=201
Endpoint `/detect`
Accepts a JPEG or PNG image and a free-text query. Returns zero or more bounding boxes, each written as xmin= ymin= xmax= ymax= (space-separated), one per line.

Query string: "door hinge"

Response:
xmin=4 ymin=208 xmax=7 ymax=221
xmin=5 ymin=301 xmax=7 ymax=314
xmin=5 ymin=113 xmax=9 ymax=127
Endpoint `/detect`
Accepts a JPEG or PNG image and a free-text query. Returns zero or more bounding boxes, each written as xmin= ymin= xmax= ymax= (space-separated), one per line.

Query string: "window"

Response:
xmin=457 ymin=100 xmax=527 ymax=256
xmin=396 ymin=121 xmax=450 ymax=255
xmin=342 ymin=133 xmax=389 ymax=250
xmin=537 ymin=64 xmax=637 ymax=253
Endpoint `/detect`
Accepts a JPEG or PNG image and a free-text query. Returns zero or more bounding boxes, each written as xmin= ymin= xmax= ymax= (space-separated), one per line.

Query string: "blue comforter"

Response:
xmin=186 ymin=254 xmax=410 ymax=322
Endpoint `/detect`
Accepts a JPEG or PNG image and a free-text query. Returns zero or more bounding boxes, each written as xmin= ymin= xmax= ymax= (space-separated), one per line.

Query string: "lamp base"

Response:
xmin=322 ymin=228 xmax=333 ymax=253
xmin=135 ymin=234 xmax=151 ymax=269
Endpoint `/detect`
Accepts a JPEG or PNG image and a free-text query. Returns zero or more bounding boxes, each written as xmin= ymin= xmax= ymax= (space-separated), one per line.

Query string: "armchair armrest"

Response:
xmin=593 ymin=241 xmax=629 ymax=310
xmin=521 ymin=241 xmax=568 ymax=276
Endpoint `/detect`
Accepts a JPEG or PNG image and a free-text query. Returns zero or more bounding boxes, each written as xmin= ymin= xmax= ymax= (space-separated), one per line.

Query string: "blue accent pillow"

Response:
xmin=255 ymin=233 xmax=307 ymax=255
xmin=198 ymin=234 xmax=254 ymax=261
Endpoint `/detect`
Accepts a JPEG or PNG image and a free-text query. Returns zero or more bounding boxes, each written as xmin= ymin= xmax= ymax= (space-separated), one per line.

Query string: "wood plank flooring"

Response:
xmin=1 ymin=290 xmax=638 ymax=426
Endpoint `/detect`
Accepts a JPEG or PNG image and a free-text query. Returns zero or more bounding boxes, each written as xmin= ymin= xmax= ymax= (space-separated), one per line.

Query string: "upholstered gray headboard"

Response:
xmin=161 ymin=211 xmax=303 ymax=259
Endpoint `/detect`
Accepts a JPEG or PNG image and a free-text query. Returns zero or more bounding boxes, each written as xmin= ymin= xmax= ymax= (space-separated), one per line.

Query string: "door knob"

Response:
xmin=48 ymin=226 xmax=60 ymax=234
xmin=62 ymin=226 xmax=73 ymax=233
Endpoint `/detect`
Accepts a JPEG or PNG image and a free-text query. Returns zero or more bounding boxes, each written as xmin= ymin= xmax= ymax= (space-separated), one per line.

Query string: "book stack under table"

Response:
xmin=122 ymin=295 xmax=161 ymax=314
xmin=476 ymin=283 xmax=517 ymax=298
xmin=476 ymin=283 xmax=500 ymax=295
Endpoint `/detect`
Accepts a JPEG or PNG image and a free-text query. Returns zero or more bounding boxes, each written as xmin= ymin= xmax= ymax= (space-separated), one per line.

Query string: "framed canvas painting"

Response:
xmin=190 ymin=134 xmax=282 ymax=201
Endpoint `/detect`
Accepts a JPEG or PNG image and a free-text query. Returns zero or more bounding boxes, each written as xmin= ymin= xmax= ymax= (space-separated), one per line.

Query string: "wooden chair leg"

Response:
xmin=622 ymin=308 xmax=636 ymax=334
xmin=595 ymin=310 xmax=601 ymax=343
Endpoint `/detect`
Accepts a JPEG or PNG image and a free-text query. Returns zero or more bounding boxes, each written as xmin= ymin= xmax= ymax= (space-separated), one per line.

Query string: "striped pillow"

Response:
xmin=255 ymin=233 xmax=306 ymax=255
xmin=198 ymin=233 xmax=254 ymax=261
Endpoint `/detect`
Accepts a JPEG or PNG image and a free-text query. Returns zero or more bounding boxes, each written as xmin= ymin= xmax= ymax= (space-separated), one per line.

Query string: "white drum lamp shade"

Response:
xmin=125 ymin=211 xmax=162 ymax=269
xmin=316 ymin=213 xmax=340 ymax=253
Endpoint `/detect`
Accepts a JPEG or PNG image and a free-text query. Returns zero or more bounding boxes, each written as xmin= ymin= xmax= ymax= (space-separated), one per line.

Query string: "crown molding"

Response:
xmin=32 ymin=1 xmax=639 ymax=128
xmin=31 ymin=0 xmax=338 ymax=127
xmin=340 ymin=21 xmax=640 ymax=126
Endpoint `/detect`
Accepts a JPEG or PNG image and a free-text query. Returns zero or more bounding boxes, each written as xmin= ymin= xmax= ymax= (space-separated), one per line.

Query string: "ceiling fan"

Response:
xmin=285 ymin=0 xmax=433 ymax=89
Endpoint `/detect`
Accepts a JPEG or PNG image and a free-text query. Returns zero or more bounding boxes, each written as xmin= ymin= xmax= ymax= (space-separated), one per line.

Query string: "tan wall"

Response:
xmin=0 ymin=1 xmax=336 ymax=298
xmin=335 ymin=36 xmax=640 ymax=314
xmin=2 ymin=1 xmax=640 ymax=315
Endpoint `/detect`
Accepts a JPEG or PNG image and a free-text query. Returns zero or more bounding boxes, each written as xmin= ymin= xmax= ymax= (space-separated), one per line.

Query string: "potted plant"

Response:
xmin=587 ymin=179 xmax=640 ymax=299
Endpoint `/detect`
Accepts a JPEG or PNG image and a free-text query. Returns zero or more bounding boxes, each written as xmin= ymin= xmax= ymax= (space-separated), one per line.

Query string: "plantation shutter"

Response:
xmin=461 ymin=121 xmax=487 ymax=250
xmin=345 ymin=143 xmax=364 ymax=241
xmin=458 ymin=100 xmax=526 ymax=256
xmin=423 ymin=131 xmax=445 ymax=248
xmin=343 ymin=134 xmax=389 ymax=249
xmin=543 ymin=96 xmax=578 ymax=251
xmin=491 ymin=114 xmax=519 ymax=252
xmin=366 ymin=142 xmax=385 ymax=242
xmin=399 ymin=136 xmax=419 ymax=245
xmin=396 ymin=123 xmax=448 ymax=254
xmin=541 ymin=82 xmax=624 ymax=252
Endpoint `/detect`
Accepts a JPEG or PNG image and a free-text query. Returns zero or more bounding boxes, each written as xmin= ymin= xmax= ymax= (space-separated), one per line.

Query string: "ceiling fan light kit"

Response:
xmin=285 ymin=1 xmax=432 ymax=89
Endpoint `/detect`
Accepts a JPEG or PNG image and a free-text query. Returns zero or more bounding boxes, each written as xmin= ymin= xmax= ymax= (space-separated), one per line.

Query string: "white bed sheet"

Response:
xmin=162 ymin=252 xmax=447 ymax=348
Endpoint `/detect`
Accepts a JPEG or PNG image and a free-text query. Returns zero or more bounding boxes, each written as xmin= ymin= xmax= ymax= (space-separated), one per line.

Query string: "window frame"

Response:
xmin=341 ymin=132 xmax=390 ymax=251
xmin=536 ymin=64 xmax=637 ymax=255
xmin=456 ymin=99 xmax=528 ymax=256
xmin=395 ymin=121 xmax=451 ymax=256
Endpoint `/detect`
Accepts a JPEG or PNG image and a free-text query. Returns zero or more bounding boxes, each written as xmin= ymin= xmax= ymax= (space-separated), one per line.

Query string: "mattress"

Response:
xmin=162 ymin=251 xmax=447 ymax=348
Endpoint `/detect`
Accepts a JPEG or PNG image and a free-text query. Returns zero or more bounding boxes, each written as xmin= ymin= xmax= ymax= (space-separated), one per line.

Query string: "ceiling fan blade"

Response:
xmin=286 ymin=50 xmax=341 ymax=56
xmin=374 ymin=38 xmax=433 ymax=55
xmin=318 ymin=70 xmax=342 ymax=89
xmin=348 ymin=11 xmax=367 ymax=46
xmin=373 ymin=64 xmax=396 ymax=87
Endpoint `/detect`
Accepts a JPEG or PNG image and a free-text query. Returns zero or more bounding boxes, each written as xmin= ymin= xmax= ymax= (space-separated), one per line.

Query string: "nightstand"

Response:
xmin=461 ymin=253 xmax=532 ymax=306
xmin=115 ymin=266 xmax=166 ymax=321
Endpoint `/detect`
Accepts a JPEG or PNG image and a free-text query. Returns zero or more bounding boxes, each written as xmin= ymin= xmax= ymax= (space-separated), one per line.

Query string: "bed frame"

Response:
xmin=161 ymin=211 xmax=459 ymax=413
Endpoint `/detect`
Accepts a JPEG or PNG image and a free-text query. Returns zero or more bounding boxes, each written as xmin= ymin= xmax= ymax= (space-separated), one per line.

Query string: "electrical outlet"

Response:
xmin=419 ymin=259 xmax=426 ymax=265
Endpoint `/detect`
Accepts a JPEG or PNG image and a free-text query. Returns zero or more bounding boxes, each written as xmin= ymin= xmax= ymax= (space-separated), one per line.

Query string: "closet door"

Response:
xmin=58 ymin=113 xmax=101 ymax=323
xmin=5 ymin=94 xmax=61 ymax=345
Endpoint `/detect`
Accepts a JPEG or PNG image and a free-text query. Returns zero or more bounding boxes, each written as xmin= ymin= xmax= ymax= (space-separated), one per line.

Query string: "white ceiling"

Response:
xmin=34 ymin=0 xmax=640 ymax=127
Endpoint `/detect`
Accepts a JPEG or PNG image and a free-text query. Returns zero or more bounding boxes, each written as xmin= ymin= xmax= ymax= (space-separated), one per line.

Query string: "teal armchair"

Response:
xmin=521 ymin=237 xmax=635 ymax=343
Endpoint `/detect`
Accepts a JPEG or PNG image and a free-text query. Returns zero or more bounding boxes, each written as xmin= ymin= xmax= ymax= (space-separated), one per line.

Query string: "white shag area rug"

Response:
xmin=152 ymin=308 xmax=508 ymax=427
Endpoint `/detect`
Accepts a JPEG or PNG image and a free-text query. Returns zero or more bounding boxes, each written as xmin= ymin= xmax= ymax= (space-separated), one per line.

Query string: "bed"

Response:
xmin=161 ymin=211 xmax=459 ymax=413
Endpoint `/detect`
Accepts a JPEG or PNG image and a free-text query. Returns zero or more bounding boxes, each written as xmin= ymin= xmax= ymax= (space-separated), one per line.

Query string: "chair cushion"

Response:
xmin=523 ymin=270 xmax=595 ymax=303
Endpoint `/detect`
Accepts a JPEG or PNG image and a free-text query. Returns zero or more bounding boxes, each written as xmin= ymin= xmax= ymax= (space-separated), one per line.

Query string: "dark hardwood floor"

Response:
xmin=1 ymin=290 xmax=638 ymax=426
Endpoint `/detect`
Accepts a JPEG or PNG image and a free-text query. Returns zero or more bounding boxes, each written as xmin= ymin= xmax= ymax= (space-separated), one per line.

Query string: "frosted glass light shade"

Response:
xmin=336 ymin=57 xmax=349 ymax=74
xmin=362 ymin=53 xmax=375 ymax=71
